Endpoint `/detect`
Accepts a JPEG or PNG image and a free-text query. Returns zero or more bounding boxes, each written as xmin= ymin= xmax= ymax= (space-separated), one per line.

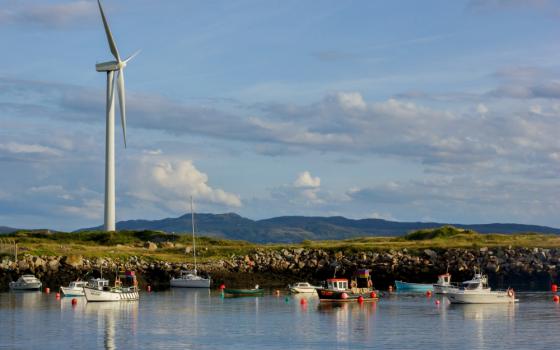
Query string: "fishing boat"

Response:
xmin=317 ymin=269 xmax=378 ymax=302
xmin=289 ymin=282 xmax=322 ymax=294
xmin=170 ymin=196 xmax=211 ymax=288
xmin=60 ymin=280 xmax=89 ymax=296
xmin=223 ymin=285 xmax=264 ymax=297
xmin=84 ymin=271 xmax=139 ymax=302
xmin=445 ymin=273 xmax=516 ymax=304
xmin=395 ymin=280 xmax=434 ymax=292
xmin=9 ymin=275 xmax=42 ymax=291
xmin=433 ymin=273 xmax=459 ymax=294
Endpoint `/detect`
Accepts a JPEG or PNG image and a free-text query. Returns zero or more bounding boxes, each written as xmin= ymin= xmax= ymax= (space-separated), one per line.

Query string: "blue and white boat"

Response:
xmin=395 ymin=280 xmax=434 ymax=292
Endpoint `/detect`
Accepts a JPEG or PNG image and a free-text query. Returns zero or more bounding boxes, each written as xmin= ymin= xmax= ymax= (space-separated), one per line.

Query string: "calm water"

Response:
xmin=0 ymin=290 xmax=558 ymax=349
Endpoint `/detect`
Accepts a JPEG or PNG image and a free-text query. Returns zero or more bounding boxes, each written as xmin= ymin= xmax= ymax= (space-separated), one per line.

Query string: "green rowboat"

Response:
xmin=223 ymin=288 xmax=265 ymax=297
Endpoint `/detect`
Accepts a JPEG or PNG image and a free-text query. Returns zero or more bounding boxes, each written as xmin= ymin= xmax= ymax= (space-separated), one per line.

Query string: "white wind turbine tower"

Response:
xmin=95 ymin=0 xmax=139 ymax=231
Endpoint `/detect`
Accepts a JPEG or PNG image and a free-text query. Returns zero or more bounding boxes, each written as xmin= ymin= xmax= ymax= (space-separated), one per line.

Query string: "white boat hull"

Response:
xmin=9 ymin=282 xmax=42 ymax=291
xmin=290 ymin=286 xmax=321 ymax=293
xmin=60 ymin=286 xmax=85 ymax=296
xmin=433 ymin=284 xmax=458 ymax=294
xmin=84 ymin=287 xmax=139 ymax=302
xmin=446 ymin=290 xmax=516 ymax=304
xmin=170 ymin=278 xmax=211 ymax=288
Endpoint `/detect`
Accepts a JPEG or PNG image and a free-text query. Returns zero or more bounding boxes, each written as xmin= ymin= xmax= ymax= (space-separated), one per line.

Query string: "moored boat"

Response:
xmin=171 ymin=270 xmax=211 ymax=288
xmin=433 ymin=273 xmax=459 ymax=294
xmin=84 ymin=271 xmax=139 ymax=302
xmin=223 ymin=285 xmax=264 ymax=297
xmin=317 ymin=269 xmax=378 ymax=302
xmin=289 ymin=282 xmax=322 ymax=294
xmin=395 ymin=280 xmax=434 ymax=292
xmin=445 ymin=273 xmax=516 ymax=304
xmin=60 ymin=280 xmax=88 ymax=296
xmin=9 ymin=275 xmax=42 ymax=291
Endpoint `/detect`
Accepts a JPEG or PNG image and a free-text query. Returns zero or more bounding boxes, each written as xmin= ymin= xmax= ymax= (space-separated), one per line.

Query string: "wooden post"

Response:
xmin=14 ymin=242 xmax=17 ymax=261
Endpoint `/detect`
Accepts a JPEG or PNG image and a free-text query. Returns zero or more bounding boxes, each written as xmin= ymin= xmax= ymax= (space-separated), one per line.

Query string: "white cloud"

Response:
xmin=336 ymin=92 xmax=367 ymax=111
xmin=128 ymin=157 xmax=242 ymax=212
xmin=0 ymin=142 xmax=60 ymax=156
xmin=476 ymin=103 xmax=488 ymax=115
xmin=294 ymin=171 xmax=321 ymax=188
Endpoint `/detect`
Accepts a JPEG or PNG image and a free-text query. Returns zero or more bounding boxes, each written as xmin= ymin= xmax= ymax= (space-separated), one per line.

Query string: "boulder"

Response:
xmin=144 ymin=242 xmax=157 ymax=251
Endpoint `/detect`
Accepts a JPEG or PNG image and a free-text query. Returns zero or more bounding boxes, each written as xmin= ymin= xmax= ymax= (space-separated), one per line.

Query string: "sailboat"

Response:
xmin=170 ymin=197 xmax=211 ymax=288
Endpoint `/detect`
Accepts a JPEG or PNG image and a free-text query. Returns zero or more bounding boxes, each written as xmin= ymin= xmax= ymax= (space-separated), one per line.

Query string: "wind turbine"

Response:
xmin=95 ymin=0 xmax=139 ymax=231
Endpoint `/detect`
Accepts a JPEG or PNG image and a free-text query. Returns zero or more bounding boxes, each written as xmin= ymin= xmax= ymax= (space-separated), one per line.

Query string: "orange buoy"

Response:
xmin=44 ymin=287 xmax=50 ymax=294
xmin=341 ymin=292 xmax=349 ymax=299
xmin=300 ymin=298 xmax=307 ymax=305
xmin=147 ymin=285 xmax=151 ymax=292
xmin=71 ymin=298 xmax=78 ymax=305
xmin=370 ymin=292 xmax=377 ymax=298
xmin=553 ymin=295 xmax=559 ymax=303
xmin=357 ymin=296 xmax=364 ymax=303
xmin=388 ymin=285 xmax=393 ymax=292
xmin=275 ymin=289 xmax=280 ymax=296
xmin=55 ymin=293 xmax=61 ymax=299
xmin=426 ymin=290 xmax=432 ymax=297
xmin=552 ymin=284 xmax=558 ymax=293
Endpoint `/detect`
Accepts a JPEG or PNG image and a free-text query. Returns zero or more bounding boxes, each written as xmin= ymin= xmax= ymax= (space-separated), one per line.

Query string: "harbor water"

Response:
xmin=0 ymin=290 xmax=558 ymax=349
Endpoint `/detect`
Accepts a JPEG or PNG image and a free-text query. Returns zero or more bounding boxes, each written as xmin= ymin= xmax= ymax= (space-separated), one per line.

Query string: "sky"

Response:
xmin=1 ymin=0 xmax=560 ymax=231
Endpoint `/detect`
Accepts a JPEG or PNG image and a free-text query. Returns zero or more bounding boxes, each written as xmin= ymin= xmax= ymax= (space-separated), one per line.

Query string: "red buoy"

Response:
xmin=55 ymin=293 xmax=61 ymax=299
xmin=219 ymin=284 xmax=226 ymax=290
xmin=435 ymin=300 xmax=441 ymax=305
xmin=357 ymin=296 xmax=364 ymax=303
xmin=340 ymin=292 xmax=349 ymax=299
xmin=426 ymin=290 xmax=432 ymax=297
xmin=370 ymin=292 xmax=377 ymax=299
xmin=71 ymin=298 xmax=78 ymax=305
xmin=147 ymin=285 xmax=152 ymax=292
xmin=553 ymin=295 xmax=559 ymax=303
xmin=300 ymin=298 xmax=307 ymax=305
xmin=44 ymin=287 xmax=50 ymax=294
xmin=552 ymin=284 xmax=558 ymax=293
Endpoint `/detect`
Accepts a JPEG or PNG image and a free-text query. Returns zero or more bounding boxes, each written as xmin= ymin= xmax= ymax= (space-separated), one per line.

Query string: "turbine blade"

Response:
xmin=124 ymin=50 xmax=141 ymax=64
xmin=117 ymin=69 xmax=127 ymax=148
xmin=97 ymin=0 xmax=121 ymax=62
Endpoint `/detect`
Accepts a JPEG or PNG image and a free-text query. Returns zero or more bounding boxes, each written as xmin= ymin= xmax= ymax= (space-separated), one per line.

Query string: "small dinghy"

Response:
xmin=60 ymin=280 xmax=89 ymax=296
xmin=9 ymin=275 xmax=42 ymax=291
xmin=223 ymin=285 xmax=264 ymax=297
xmin=288 ymin=282 xmax=322 ymax=294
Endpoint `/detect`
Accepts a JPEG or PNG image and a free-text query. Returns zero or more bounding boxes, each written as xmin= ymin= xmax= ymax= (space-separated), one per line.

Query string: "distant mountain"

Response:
xmin=0 ymin=226 xmax=19 ymax=234
xmin=78 ymin=213 xmax=560 ymax=243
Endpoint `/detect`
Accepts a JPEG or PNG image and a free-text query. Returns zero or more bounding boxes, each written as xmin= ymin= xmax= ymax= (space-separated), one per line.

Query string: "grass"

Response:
xmin=2 ymin=226 xmax=559 ymax=261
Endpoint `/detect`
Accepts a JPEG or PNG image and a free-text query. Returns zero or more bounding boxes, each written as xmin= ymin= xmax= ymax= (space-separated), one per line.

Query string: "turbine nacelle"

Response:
xmin=95 ymin=60 xmax=121 ymax=72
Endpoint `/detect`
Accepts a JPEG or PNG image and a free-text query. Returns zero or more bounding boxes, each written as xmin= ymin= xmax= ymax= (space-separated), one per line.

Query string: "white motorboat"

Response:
xmin=433 ymin=273 xmax=459 ymax=294
xmin=84 ymin=272 xmax=139 ymax=302
xmin=170 ymin=197 xmax=211 ymax=288
xmin=9 ymin=275 xmax=42 ymax=291
xmin=445 ymin=273 xmax=516 ymax=304
xmin=170 ymin=270 xmax=211 ymax=288
xmin=60 ymin=280 xmax=89 ymax=296
xmin=289 ymin=282 xmax=322 ymax=293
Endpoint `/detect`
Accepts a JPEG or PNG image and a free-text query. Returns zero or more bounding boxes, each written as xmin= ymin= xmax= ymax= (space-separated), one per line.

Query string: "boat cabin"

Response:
xmin=69 ymin=281 xmax=88 ymax=288
xmin=88 ymin=278 xmax=110 ymax=290
xmin=461 ymin=274 xmax=488 ymax=291
xmin=326 ymin=278 xmax=349 ymax=291
xmin=437 ymin=273 xmax=451 ymax=286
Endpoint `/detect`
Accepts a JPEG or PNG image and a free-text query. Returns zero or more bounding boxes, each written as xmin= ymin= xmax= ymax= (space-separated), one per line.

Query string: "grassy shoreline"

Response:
xmin=2 ymin=226 xmax=560 ymax=262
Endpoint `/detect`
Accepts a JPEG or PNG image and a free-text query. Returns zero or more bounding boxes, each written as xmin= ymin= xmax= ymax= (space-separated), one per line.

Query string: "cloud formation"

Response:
xmin=0 ymin=1 xmax=98 ymax=28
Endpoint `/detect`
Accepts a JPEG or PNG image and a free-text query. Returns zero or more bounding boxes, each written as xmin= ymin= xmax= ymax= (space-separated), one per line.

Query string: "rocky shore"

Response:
xmin=1 ymin=246 xmax=558 ymax=291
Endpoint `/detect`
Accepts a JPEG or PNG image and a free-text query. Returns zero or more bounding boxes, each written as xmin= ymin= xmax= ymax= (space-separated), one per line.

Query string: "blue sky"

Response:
xmin=1 ymin=0 xmax=560 ymax=231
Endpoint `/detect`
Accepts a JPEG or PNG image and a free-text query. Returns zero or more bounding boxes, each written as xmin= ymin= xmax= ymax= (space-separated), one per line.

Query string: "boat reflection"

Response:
xmin=84 ymin=302 xmax=139 ymax=350
xmin=316 ymin=300 xmax=377 ymax=343
xmin=7 ymin=290 xmax=42 ymax=309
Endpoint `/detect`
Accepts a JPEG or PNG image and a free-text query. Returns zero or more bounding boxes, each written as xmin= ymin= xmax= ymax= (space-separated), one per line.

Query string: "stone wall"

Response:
xmin=1 ymin=246 xmax=558 ymax=291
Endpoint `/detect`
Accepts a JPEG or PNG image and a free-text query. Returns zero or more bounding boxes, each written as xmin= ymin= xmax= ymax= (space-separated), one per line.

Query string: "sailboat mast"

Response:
xmin=191 ymin=196 xmax=197 ymax=275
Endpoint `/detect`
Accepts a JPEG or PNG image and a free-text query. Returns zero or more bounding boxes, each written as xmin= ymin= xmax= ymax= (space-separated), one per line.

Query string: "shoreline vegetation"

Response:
xmin=1 ymin=226 xmax=559 ymax=291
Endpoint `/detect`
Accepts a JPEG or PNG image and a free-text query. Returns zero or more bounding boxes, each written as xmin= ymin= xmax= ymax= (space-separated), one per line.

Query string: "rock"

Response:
xmin=62 ymin=255 xmax=83 ymax=268
xmin=161 ymin=241 xmax=175 ymax=249
xmin=144 ymin=242 xmax=157 ymax=251
xmin=424 ymin=249 xmax=438 ymax=259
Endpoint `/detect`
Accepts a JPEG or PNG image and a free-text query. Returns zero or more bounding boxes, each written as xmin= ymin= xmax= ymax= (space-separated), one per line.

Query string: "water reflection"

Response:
xmin=6 ymin=290 xmax=42 ymax=309
xmin=84 ymin=302 xmax=139 ymax=349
